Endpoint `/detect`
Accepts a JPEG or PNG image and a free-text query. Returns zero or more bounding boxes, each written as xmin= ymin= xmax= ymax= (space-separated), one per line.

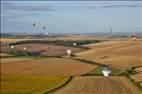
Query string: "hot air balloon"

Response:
xmin=32 ymin=22 xmax=36 ymax=27
xmin=132 ymin=37 xmax=137 ymax=41
xmin=73 ymin=43 xmax=77 ymax=46
xmin=23 ymin=47 xmax=27 ymax=51
xmin=43 ymin=26 xmax=46 ymax=30
xmin=102 ymin=66 xmax=111 ymax=78
xmin=45 ymin=32 xmax=48 ymax=35
xmin=66 ymin=49 xmax=72 ymax=56
xmin=11 ymin=45 xmax=15 ymax=49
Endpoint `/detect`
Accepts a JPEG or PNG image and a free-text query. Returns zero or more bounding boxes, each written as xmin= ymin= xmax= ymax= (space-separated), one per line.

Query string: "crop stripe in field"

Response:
xmin=109 ymin=78 xmax=124 ymax=94
xmin=118 ymin=79 xmax=134 ymax=94
xmin=1 ymin=60 xmax=35 ymax=72
xmin=44 ymin=76 xmax=73 ymax=94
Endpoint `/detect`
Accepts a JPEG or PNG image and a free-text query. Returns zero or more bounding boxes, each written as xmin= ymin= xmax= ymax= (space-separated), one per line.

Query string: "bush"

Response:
xmin=10 ymin=50 xmax=29 ymax=56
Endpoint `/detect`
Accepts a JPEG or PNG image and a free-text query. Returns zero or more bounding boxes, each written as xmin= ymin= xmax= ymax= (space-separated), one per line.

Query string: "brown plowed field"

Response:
xmin=76 ymin=40 xmax=142 ymax=68
xmin=55 ymin=76 xmax=141 ymax=94
xmin=1 ymin=58 xmax=95 ymax=76
xmin=1 ymin=44 xmax=84 ymax=57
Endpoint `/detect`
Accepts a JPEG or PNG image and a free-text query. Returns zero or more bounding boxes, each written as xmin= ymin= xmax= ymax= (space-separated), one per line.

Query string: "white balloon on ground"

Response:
xmin=73 ymin=43 xmax=77 ymax=46
xmin=45 ymin=32 xmax=48 ymax=35
xmin=66 ymin=49 xmax=72 ymax=56
xmin=11 ymin=45 xmax=15 ymax=49
xmin=23 ymin=47 xmax=27 ymax=51
xmin=102 ymin=66 xmax=111 ymax=77
xmin=132 ymin=37 xmax=137 ymax=41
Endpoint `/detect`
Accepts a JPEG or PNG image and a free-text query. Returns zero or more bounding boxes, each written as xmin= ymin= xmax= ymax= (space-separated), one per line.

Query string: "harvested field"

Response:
xmin=134 ymin=67 xmax=142 ymax=73
xmin=1 ymin=58 xmax=95 ymax=76
xmin=131 ymin=67 xmax=142 ymax=87
xmin=1 ymin=75 xmax=69 ymax=94
xmin=1 ymin=38 xmax=20 ymax=43
xmin=1 ymin=43 xmax=84 ymax=57
xmin=54 ymin=76 xmax=141 ymax=94
xmin=0 ymin=53 xmax=14 ymax=58
xmin=76 ymin=40 xmax=142 ymax=68
xmin=0 ymin=57 xmax=34 ymax=63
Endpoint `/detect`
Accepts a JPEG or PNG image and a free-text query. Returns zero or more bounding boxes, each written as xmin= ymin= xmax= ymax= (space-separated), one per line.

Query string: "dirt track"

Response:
xmin=54 ymin=76 xmax=141 ymax=94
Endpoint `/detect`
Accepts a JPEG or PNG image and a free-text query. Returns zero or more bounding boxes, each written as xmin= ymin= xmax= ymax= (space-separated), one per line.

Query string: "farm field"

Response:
xmin=1 ymin=38 xmax=20 ymax=43
xmin=131 ymin=67 xmax=142 ymax=87
xmin=0 ymin=56 xmax=95 ymax=94
xmin=1 ymin=75 xmax=69 ymax=94
xmin=1 ymin=1 xmax=142 ymax=93
xmin=0 ymin=53 xmax=14 ymax=58
xmin=76 ymin=40 xmax=142 ymax=68
xmin=0 ymin=57 xmax=35 ymax=63
xmin=1 ymin=57 xmax=95 ymax=76
xmin=54 ymin=76 xmax=141 ymax=94
xmin=1 ymin=43 xmax=84 ymax=57
xmin=1 ymin=39 xmax=141 ymax=94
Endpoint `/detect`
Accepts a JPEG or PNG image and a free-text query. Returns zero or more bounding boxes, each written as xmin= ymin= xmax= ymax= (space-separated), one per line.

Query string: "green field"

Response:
xmin=1 ymin=76 xmax=69 ymax=94
xmin=84 ymin=66 xmax=121 ymax=76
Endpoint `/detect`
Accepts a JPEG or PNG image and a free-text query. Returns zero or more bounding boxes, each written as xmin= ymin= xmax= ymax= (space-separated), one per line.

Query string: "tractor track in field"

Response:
xmin=54 ymin=76 xmax=141 ymax=94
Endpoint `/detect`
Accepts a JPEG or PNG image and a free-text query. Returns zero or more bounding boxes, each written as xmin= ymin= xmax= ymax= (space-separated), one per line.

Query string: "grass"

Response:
xmin=119 ymin=66 xmax=142 ymax=91
xmin=1 ymin=75 xmax=69 ymax=94
xmin=44 ymin=76 xmax=73 ymax=94
xmin=83 ymin=66 xmax=121 ymax=76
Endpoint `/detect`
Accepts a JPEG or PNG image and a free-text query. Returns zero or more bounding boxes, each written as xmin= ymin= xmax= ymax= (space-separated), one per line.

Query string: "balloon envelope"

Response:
xmin=102 ymin=70 xmax=111 ymax=77
xmin=43 ymin=26 xmax=46 ymax=30
xmin=73 ymin=43 xmax=77 ymax=46
xmin=102 ymin=67 xmax=111 ymax=77
xmin=45 ymin=32 xmax=48 ymax=35
xmin=11 ymin=45 xmax=14 ymax=49
xmin=23 ymin=47 xmax=27 ymax=51
xmin=32 ymin=22 xmax=36 ymax=26
xmin=66 ymin=49 xmax=72 ymax=56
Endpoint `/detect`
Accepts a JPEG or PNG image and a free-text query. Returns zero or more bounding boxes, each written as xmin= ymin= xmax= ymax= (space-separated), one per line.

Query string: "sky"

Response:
xmin=1 ymin=1 xmax=142 ymax=34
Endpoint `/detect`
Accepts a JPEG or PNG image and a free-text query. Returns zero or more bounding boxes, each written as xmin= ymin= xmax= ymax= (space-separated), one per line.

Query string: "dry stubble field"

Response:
xmin=1 ymin=57 xmax=95 ymax=76
xmin=1 ymin=38 xmax=142 ymax=94
xmin=76 ymin=40 xmax=142 ymax=68
xmin=54 ymin=76 xmax=141 ymax=94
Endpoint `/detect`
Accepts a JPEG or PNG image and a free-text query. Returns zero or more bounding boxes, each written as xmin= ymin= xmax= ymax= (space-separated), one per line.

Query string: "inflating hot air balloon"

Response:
xmin=11 ymin=45 xmax=15 ymax=49
xmin=66 ymin=49 xmax=72 ymax=56
xmin=73 ymin=43 xmax=77 ymax=46
xmin=23 ymin=47 xmax=27 ymax=51
xmin=45 ymin=32 xmax=48 ymax=35
xmin=102 ymin=66 xmax=111 ymax=77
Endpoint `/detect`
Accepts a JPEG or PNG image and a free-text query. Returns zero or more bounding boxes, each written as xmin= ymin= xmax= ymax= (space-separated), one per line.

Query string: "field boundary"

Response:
xmin=44 ymin=76 xmax=73 ymax=94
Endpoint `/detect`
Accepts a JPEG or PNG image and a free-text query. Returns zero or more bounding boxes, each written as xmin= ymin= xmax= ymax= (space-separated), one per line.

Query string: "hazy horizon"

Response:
xmin=1 ymin=1 xmax=142 ymax=34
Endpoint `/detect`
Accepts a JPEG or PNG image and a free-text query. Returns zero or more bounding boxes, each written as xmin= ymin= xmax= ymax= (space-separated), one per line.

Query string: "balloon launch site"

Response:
xmin=1 ymin=1 xmax=142 ymax=94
